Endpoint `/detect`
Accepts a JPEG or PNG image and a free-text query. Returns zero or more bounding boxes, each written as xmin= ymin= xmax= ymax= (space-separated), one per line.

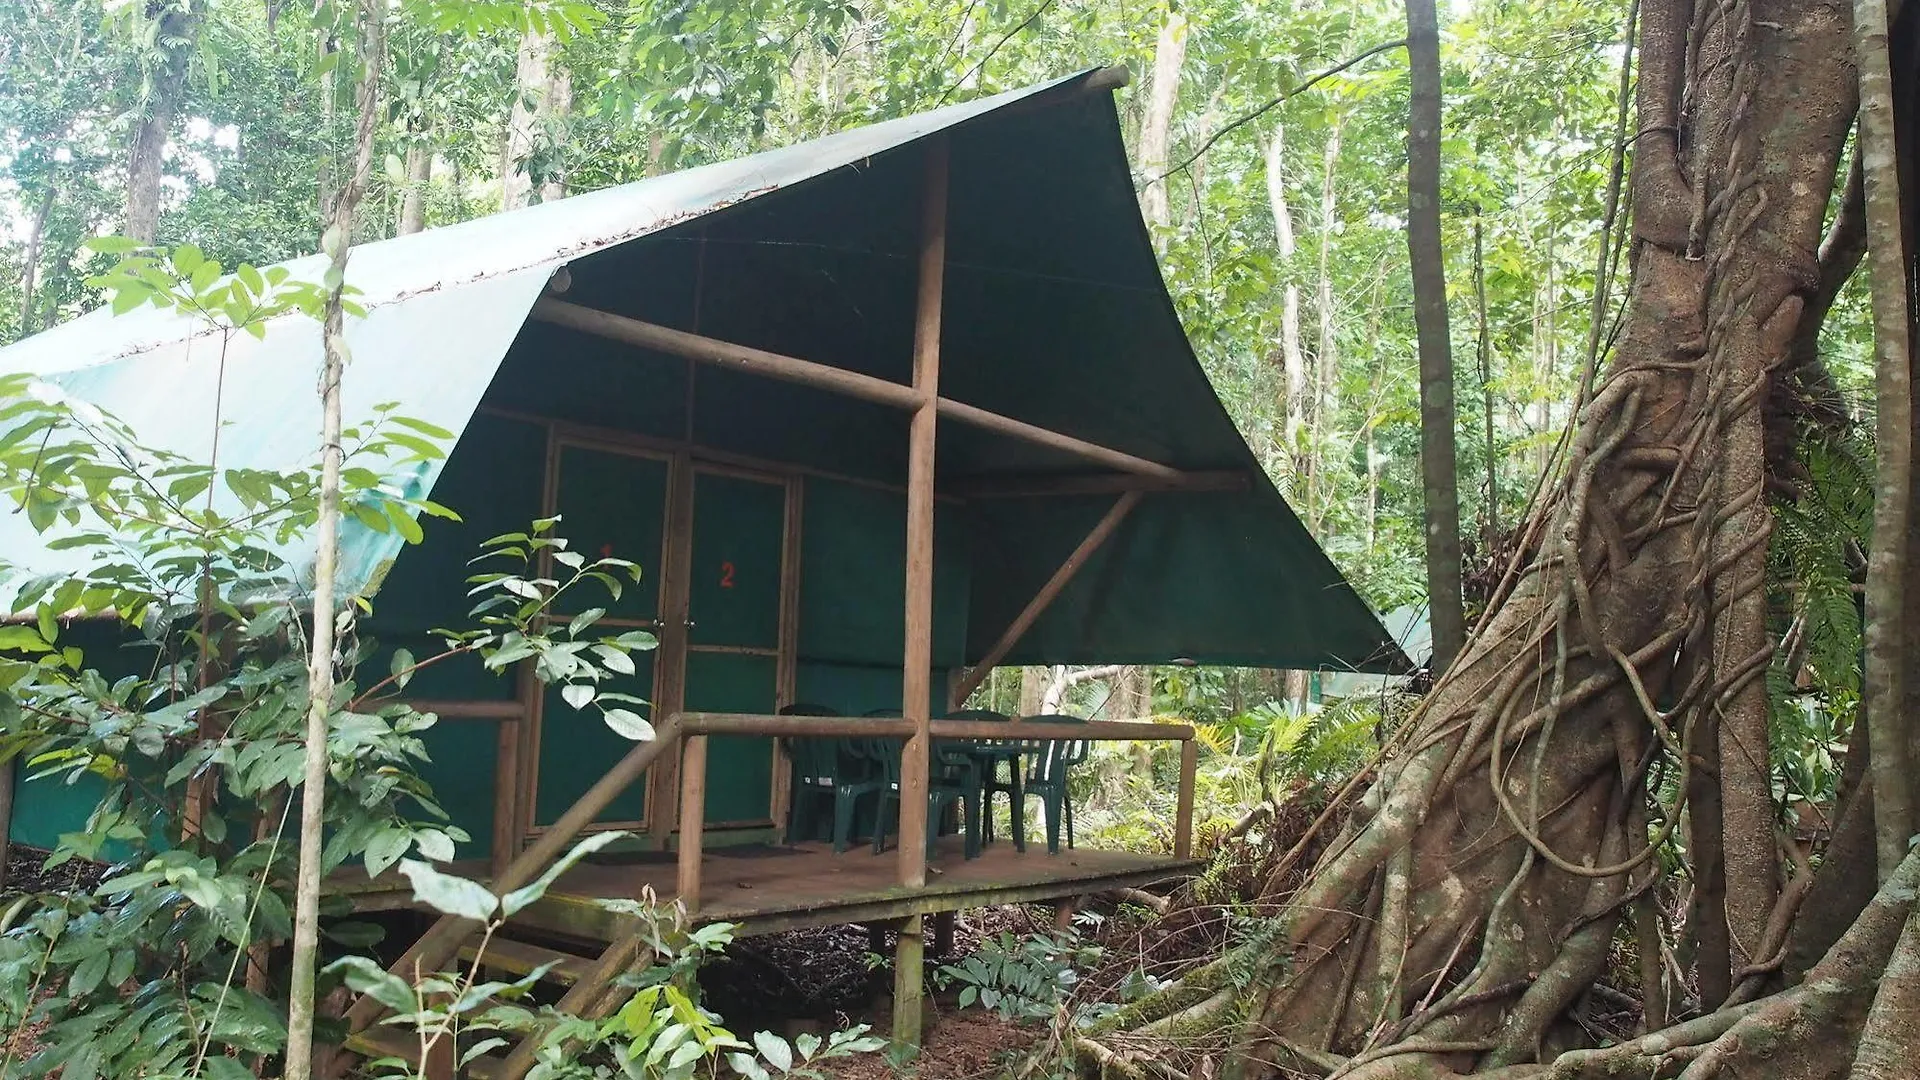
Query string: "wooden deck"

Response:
xmin=336 ymin=839 xmax=1198 ymax=939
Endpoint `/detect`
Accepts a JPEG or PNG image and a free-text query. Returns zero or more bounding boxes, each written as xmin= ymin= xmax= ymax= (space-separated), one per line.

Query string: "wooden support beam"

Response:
xmin=898 ymin=137 xmax=947 ymax=896
xmin=677 ymin=734 xmax=708 ymax=914
xmin=491 ymin=715 xmax=521 ymax=881
xmin=649 ymin=452 xmax=696 ymax=844
xmin=404 ymin=699 xmax=525 ymax=720
xmin=935 ymin=399 xmax=1178 ymax=478
xmin=945 ymin=470 xmax=1249 ymax=499
xmin=1175 ymin=739 xmax=1198 ymax=861
xmin=497 ymin=934 xmax=650 ymax=1080
xmin=526 ymin=306 xmax=1182 ymax=480
xmin=949 ymin=491 xmax=1144 ymax=704
xmin=534 ymin=297 xmax=921 ymax=411
xmin=893 ymin=137 xmax=947 ymax=1057
xmin=931 ymin=718 xmax=1192 ymax=741
xmin=682 ymin=713 xmax=917 ymax=738
xmin=891 ymin=914 xmax=926 ymax=1054
xmin=342 ymin=718 xmax=684 ymax=1039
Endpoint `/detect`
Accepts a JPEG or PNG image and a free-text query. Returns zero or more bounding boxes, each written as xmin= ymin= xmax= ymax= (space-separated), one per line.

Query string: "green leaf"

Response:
xmin=384 ymin=500 xmax=424 ymax=544
xmin=202 ymin=1057 xmax=254 ymax=1080
xmin=500 ymin=831 xmax=627 ymax=916
xmin=561 ymin=683 xmax=594 ymax=710
xmin=398 ymin=858 xmax=498 ymax=922
xmin=0 ymin=626 xmax=52 ymax=653
xmin=754 ymin=1031 xmax=793 ymax=1073
xmin=390 ymin=647 xmax=416 ymax=690
xmin=69 ymin=948 xmax=110 ymax=997
xmin=601 ymin=709 xmax=653 ymax=742
xmin=729 ymin=1053 xmax=772 ymax=1080
xmin=364 ymin=826 xmax=412 ymax=879
xmin=568 ymin=608 xmax=605 ymax=637
xmin=414 ymin=828 xmax=456 ymax=862
xmin=324 ymin=955 xmax=417 ymax=1013
xmin=794 ymin=1032 xmax=821 ymax=1060
xmin=593 ymin=644 xmax=635 ymax=675
xmin=390 ymin=415 xmax=457 ymax=440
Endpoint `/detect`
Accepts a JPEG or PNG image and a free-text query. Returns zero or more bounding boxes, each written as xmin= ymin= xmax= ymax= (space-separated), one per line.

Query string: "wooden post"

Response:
xmin=950 ymin=491 xmax=1144 ymax=704
xmin=896 ymin=137 xmax=948 ymax=891
xmin=491 ymin=707 xmax=522 ymax=881
xmin=770 ymin=477 xmax=804 ymax=836
xmin=677 ymin=734 xmax=708 ymax=914
xmin=893 ymin=136 xmax=948 ymax=1054
xmin=1174 ymin=738 xmax=1198 ymax=860
xmin=650 ymin=452 xmax=696 ymax=844
xmin=891 ymin=914 xmax=926 ymax=1055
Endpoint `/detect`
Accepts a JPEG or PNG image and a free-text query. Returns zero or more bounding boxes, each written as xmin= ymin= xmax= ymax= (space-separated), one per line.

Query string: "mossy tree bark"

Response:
xmin=1087 ymin=2 xmax=1920 ymax=1077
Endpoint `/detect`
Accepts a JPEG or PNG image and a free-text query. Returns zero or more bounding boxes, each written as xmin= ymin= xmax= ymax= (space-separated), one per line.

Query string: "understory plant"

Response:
xmin=937 ymin=929 xmax=1100 ymax=1022
xmin=337 ymin=841 xmax=887 ymax=1080
xmin=0 ymin=241 xmax=657 ymax=1077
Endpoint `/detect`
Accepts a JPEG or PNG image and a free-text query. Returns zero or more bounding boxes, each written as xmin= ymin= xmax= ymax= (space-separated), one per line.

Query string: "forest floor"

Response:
xmin=2 ymin=844 xmax=106 ymax=895
xmin=701 ymin=907 xmax=1066 ymax=1079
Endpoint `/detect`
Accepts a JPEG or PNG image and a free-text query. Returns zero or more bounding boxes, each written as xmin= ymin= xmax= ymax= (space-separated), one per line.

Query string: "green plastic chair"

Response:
xmin=865 ymin=709 xmax=983 ymax=859
xmin=948 ymin=708 xmax=1035 ymax=851
xmin=1020 ymin=714 xmax=1090 ymax=854
xmin=780 ymin=704 xmax=882 ymax=853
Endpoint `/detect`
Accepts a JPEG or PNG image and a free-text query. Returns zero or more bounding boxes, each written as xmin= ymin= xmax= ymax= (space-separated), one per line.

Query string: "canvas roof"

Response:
xmin=0 ymin=70 xmax=1408 ymax=675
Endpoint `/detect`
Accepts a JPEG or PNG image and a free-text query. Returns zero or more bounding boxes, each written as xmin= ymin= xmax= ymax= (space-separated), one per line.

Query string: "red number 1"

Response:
xmin=720 ymin=561 xmax=736 ymax=589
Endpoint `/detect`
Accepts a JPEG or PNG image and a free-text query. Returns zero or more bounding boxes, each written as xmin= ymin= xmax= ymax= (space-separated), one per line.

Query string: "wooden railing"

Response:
xmin=672 ymin=711 xmax=1201 ymax=913
xmin=342 ymin=710 xmax=1201 ymax=1048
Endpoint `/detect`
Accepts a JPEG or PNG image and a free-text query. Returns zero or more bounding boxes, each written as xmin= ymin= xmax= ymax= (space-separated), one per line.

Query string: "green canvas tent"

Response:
xmin=0 ymin=69 xmax=1406 ymax=862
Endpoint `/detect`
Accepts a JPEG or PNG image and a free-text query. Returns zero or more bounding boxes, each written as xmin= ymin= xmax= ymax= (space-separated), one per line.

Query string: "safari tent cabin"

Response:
xmin=0 ymin=68 xmax=1405 ymax=1056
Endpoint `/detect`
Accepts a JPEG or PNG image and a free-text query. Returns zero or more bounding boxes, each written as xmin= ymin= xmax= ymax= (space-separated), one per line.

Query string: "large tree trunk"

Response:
xmin=1089 ymin=2 xmax=1896 ymax=1077
xmin=124 ymin=1 xmax=203 ymax=242
xmin=1309 ymin=115 xmax=1343 ymax=532
xmin=1268 ymin=126 xmax=1310 ymax=488
xmin=1406 ymin=0 xmax=1466 ymax=674
xmin=397 ymin=141 xmax=431 ymax=236
xmin=503 ymin=29 xmax=572 ymax=209
xmin=16 ymin=185 xmax=53 ymax=336
xmin=1137 ymin=12 xmax=1188 ymax=233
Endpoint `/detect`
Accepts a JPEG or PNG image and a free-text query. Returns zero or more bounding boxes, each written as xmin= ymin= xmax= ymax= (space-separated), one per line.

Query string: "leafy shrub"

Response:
xmin=936 ymin=930 xmax=1099 ymax=1021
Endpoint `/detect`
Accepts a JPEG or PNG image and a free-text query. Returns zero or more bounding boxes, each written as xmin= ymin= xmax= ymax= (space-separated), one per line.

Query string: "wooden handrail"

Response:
xmin=931 ymin=718 xmax=1194 ymax=741
xmin=402 ymin=699 xmax=525 ymax=720
xmin=680 ymin=712 xmax=917 ymax=738
xmin=671 ymin=711 xmax=1192 ymax=742
xmin=341 ymin=716 xmax=686 ymax=1038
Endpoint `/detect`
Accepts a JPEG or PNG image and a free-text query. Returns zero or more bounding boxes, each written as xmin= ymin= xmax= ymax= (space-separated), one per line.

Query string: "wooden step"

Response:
xmin=458 ymin=936 xmax=593 ymax=986
xmin=346 ymin=1027 xmax=503 ymax=1080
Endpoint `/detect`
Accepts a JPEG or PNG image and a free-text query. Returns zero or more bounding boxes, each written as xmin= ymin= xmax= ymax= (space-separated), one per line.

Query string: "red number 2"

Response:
xmin=719 ymin=561 xmax=736 ymax=589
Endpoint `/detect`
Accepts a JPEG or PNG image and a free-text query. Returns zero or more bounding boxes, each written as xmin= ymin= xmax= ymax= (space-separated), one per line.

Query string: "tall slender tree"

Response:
xmin=1405 ymin=0 xmax=1465 ymax=671
xmin=285 ymin=1 xmax=383 ymax=1074
xmin=124 ymin=0 xmax=204 ymax=242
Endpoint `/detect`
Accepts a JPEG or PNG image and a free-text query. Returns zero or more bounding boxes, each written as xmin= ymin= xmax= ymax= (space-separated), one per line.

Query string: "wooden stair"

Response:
xmin=457 ymin=935 xmax=594 ymax=986
xmin=344 ymin=1026 xmax=502 ymax=1080
xmin=341 ymin=933 xmax=611 ymax=1080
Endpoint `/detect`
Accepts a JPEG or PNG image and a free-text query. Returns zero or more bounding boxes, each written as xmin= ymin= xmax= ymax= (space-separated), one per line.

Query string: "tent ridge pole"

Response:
xmin=950 ymin=489 xmax=1144 ymax=706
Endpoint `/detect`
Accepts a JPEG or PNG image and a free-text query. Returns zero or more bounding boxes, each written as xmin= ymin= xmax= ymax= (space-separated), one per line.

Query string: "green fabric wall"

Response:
xmin=797 ymin=479 xmax=969 ymax=670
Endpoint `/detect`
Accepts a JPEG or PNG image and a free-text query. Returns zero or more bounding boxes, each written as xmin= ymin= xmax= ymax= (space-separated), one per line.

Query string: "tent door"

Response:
xmin=675 ymin=464 xmax=794 ymax=829
xmin=526 ymin=440 xmax=671 ymax=836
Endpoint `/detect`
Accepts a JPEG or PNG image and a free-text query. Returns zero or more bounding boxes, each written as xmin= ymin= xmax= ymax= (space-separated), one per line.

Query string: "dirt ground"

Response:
xmin=2 ymin=844 xmax=105 ymax=896
xmin=699 ymin=907 xmax=1065 ymax=1079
